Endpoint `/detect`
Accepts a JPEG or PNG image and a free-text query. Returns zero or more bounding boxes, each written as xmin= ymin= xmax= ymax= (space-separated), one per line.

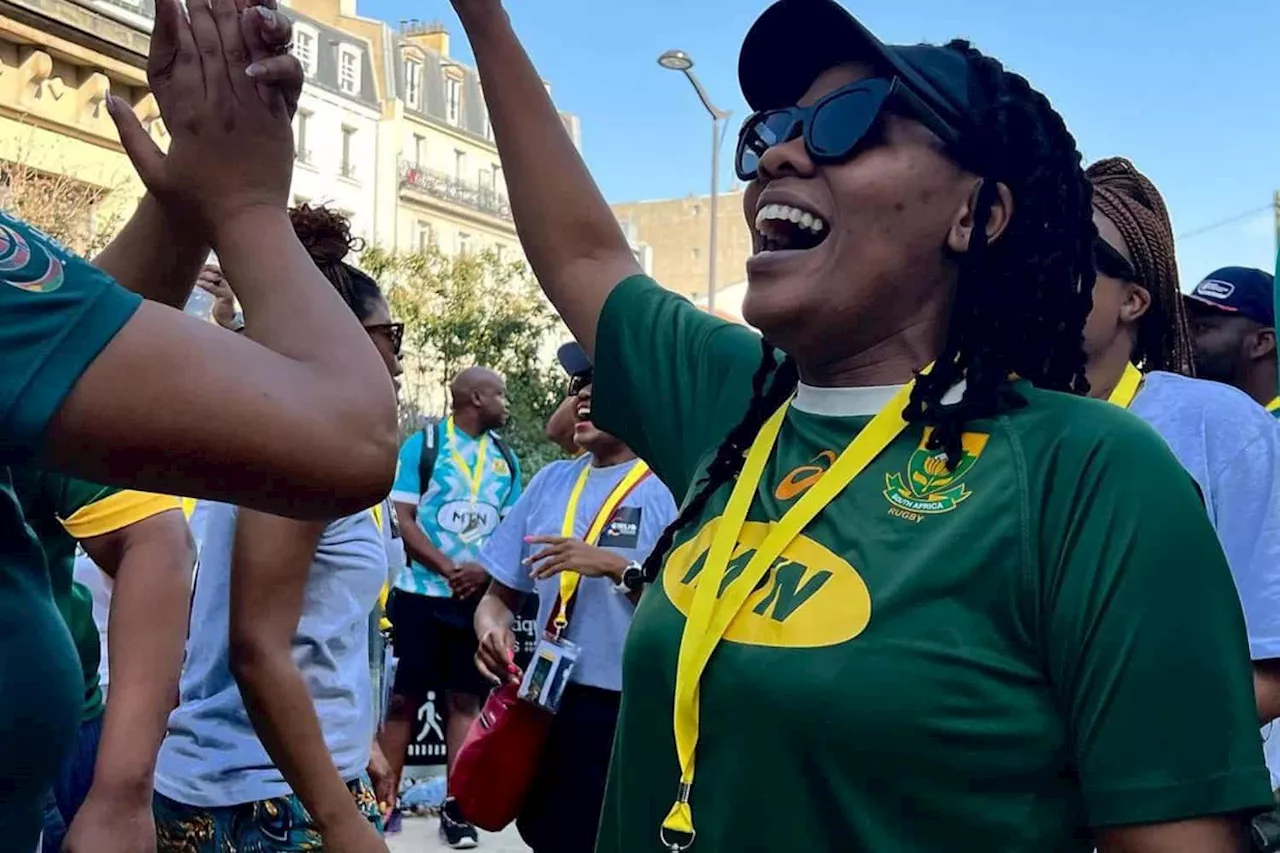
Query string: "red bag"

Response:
xmin=449 ymin=680 xmax=553 ymax=831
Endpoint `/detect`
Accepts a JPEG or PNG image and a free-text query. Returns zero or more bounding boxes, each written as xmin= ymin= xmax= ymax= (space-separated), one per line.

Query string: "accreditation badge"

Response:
xmin=518 ymin=633 xmax=581 ymax=713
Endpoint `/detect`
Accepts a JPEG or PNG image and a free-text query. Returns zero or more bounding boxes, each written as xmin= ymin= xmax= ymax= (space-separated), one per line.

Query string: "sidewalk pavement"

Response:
xmin=386 ymin=815 xmax=529 ymax=852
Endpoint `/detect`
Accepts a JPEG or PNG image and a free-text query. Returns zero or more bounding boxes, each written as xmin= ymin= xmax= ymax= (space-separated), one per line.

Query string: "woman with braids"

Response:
xmin=452 ymin=0 xmax=1271 ymax=849
xmin=1083 ymin=157 xmax=1280 ymax=768
xmin=152 ymin=206 xmax=400 ymax=853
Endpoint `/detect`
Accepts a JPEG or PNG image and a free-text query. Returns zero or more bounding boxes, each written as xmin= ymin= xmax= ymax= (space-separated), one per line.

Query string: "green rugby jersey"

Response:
xmin=591 ymin=275 xmax=1271 ymax=853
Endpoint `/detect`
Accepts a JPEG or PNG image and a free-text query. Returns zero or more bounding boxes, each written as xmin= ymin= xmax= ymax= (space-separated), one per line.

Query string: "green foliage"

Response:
xmin=361 ymin=244 xmax=569 ymax=480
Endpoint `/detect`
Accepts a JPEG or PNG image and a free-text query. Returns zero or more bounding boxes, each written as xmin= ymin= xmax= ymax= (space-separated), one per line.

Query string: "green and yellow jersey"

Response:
xmin=10 ymin=466 xmax=182 ymax=719
xmin=0 ymin=210 xmax=141 ymax=846
xmin=591 ymin=276 xmax=1271 ymax=853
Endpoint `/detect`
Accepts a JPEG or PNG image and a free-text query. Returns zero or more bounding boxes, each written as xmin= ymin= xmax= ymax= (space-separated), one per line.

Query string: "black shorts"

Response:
xmin=516 ymin=683 xmax=621 ymax=853
xmin=387 ymin=590 xmax=490 ymax=700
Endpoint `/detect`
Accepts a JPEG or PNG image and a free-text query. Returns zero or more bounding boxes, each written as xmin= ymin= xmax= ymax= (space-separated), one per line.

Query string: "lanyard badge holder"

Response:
xmin=519 ymin=459 xmax=651 ymax=715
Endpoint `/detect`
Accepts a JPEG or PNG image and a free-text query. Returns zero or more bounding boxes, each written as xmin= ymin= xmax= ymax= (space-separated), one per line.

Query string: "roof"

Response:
xmin=290 ymin=10 xmax=380 ymax=107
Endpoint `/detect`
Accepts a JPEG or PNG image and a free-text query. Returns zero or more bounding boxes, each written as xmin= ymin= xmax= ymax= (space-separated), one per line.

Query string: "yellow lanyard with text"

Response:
xmin=1267 ymin=397 xmax=1280 ymax=414
xmin=446 ymin=417 xmax=489 ymax=504
xmin=553 ymin=459 xmax=650 ymax=634
xmin=1106 ymin=362 xmax=1144 ymax=410
xmin=661 ymin=379 xmax=920 ymax=850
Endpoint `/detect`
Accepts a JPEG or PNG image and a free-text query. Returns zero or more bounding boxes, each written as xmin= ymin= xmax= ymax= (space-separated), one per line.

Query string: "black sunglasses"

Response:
xmin=568 ymin=371 xmax=593 ymax=397
xmin=1094 ymin=240 xmax=1137 ymax=283
xmin=735 ymin=77 xmax=962 ymax=182
xmin=366 ymin=322 xmax=404 ymax=357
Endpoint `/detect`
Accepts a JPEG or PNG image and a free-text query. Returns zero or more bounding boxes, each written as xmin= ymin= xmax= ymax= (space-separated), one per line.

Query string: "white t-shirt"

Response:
xmin=1131 ymin=371 xmax=1280 ymax=786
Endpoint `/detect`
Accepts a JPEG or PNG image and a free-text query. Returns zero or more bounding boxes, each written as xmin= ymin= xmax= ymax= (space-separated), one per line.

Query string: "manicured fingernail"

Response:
xmin=523 ymin=536 xmax=533 ymax=542
xmin=245 ymin=63 xmax=265 ymax=78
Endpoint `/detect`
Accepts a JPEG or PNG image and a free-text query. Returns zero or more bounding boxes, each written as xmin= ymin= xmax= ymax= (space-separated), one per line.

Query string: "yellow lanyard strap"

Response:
xmin=1106 ymin=362 xmax=1144 ymax=410
xmin=553 ymin=459 xmax=651 ymax=633
xmin=446 ymin=417 xmax=489 ymax=504
xmin=1267 ymin=397 xmax=1280 ymax=414
xmin=662 ymin=379 xmax=920 ymax=850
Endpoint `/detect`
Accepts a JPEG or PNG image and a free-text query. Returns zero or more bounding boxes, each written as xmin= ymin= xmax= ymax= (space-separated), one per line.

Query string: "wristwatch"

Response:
xmin=613 ymin=560 xmax=646 ymax=594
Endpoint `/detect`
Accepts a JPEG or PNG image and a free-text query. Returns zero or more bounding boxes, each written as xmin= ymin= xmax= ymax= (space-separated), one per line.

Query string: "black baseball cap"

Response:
xmin=556 ymin=341 xmax=592 ymax=377
xmin=1184 ymin=267 xmax=1275 ymax=327
xmin=739 ymin=0 xmax=986 ymax=136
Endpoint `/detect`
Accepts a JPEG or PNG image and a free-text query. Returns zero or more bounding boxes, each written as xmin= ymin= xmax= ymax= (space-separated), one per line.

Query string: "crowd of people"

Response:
xmin=4 ymin=0 xmax=1280 ymax=851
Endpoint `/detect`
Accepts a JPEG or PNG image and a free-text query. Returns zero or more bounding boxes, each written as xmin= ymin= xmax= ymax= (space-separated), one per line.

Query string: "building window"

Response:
xmin=340 ymin=126 xmax=356 ymax=180
xmin=416 ymin=220 xmax=434 ymax=252
xmin=454 ymin=150 xmax=467 ymax=181
xmin=293 ymin=25 xmax=318 ymax=77
xmin=457 ymin=231 xmax=471 ymax=255
xmin=445 ymin=77 xmax=462 ymax=126
xmin=478 ymin=167 xmax=493 ymax=196
xmin=412 ymin=134 xmax=426 ymax=167
xmin=405 ymin=59 xmax=422 ymax=109
xmin=338 ymin=45 xmax=361 ymax=95
xmin=294 ymin=109 xmax=312 ymax=165
xmin=477 ymin=83 xmax=493 ymax=141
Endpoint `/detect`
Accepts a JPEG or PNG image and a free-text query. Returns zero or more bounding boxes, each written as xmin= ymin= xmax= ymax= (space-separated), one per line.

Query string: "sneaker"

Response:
xmin=439 ymin=798 xmax=479 ymax=849
xmin=383 ymin=808 xmax=403 ymax=836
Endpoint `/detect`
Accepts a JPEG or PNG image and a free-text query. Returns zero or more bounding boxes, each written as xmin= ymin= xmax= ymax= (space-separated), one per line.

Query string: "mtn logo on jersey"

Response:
xmin=662 ymin=518 xmax=871 ymax=649
xmin=435 ymin=500 xmax=499 ymax=544
xmin=883 ymin=428 xmax=988 ymax=517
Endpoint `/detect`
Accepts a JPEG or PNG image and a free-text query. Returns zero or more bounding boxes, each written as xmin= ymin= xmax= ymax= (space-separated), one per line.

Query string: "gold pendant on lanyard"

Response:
xmin=659 ymin=374 xmax=926 ymax=851
xmin=1106 ymin=362 xmax=1144 ymax=410
xmin=447 ymin=417 xmax=489 ymax=505
xmin=552 ymin=460 xmax=650 ymax=638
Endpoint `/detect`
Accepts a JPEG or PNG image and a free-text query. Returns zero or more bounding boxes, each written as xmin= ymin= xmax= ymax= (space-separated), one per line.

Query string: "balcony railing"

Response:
xmin=399 ymin=162 xmax=511 ymax=222
xmin=340 ymin=161 xmax=358 ymax=181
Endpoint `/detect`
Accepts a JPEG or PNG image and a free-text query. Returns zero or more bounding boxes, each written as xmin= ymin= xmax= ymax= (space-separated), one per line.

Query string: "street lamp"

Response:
xmin=658 ymin=49 xmax=731 ymax=313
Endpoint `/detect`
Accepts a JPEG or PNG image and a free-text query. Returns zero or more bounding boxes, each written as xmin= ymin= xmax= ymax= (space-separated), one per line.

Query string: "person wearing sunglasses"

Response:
xmin=1081 ymin=157 xmax=1280 ymax=780
xmin=449 ymin=0 xmax=1271 ymax=849
xmin=544 ymin=343 xmax=594 ymax=457
xmin=153 ymin=206 xmax=401 ymax=853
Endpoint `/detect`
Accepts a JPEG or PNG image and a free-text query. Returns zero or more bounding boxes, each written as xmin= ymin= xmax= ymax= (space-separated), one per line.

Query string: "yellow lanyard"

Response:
xmin=553 ymin=459 xmax=650 ymax=634
xmin=446 ymin=417 xmax=489 ymax=504
xmin=1106 ymin=362 xmax=1144 ymax=410
xmin=661 ymin=379 xmax=920 ymax=850
xmin=1267 ymin=397 xmax=1280 ymax=414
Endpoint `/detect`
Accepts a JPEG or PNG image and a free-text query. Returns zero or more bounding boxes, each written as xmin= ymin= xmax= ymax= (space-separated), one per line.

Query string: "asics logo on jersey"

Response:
xmin=662 ymin=518 xmax=871 ymax=649
xmin=774 ymin=451 xmax=837 ymax=501
xmin=883 ymin=428 xmax=989 ymax=519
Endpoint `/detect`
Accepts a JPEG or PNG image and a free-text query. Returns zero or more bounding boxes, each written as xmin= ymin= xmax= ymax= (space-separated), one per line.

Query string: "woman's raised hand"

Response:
xmin=107 ymin=0 xmax=296 ymax=237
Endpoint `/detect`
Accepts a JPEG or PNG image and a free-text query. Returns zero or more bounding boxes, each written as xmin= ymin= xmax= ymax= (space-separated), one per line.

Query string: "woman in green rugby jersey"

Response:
xmin=0 ymin=0 xmax=396 ymax=848
xmin=452 ymin=0 xmax=1271 ymax=850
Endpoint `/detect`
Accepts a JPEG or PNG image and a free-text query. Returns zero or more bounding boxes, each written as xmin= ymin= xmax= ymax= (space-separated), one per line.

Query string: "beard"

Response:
xmin=1191 ymin=348 xmax=1239 ymax=385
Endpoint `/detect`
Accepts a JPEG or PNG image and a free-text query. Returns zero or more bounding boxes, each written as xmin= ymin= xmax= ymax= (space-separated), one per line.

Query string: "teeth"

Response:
xmin=753 ymin=203 xmax=827 ymax=236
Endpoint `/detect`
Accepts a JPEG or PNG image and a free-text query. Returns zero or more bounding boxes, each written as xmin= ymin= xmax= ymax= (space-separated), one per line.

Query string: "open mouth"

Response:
xmin=753 ymin=203 xmax=829 ymax=254
xmin=576 ymin=405 xmax=592 ymax=423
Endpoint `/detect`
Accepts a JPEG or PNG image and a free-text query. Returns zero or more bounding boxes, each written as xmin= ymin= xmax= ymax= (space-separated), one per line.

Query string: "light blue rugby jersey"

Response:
xmin=390 ymin=421 xmax=522 ymax=597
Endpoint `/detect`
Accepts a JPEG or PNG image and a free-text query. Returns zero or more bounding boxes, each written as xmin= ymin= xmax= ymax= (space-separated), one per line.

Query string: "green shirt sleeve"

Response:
xmin=46 ymin=474 xmax=120 ymax=522
xmin=592 ymin=275 xmax=773 ymax=499
xmin=0 ymin=213 xmax=142 ymax=459
xmin=1036 ymin=404 xmax=1272 ymax=827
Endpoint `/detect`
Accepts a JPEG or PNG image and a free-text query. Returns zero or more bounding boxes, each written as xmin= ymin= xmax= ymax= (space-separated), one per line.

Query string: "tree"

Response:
xmin=361 ymin=244 xmax=569 ymax=479
xmin=0 ymin=157 xmax=126 ymax=257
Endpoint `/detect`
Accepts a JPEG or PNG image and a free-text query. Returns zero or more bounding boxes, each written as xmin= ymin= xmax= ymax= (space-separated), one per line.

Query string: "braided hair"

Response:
xmin=289 ymin=204 xmax=384 ymax=322
xmin=642 ymin=40 xmax=1096 ymax=583
xmin=1086 ymin=157 xmax=1195 ymax=376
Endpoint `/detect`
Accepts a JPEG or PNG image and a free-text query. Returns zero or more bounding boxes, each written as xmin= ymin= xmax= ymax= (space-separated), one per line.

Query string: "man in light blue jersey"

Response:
xmin=381 ymin=366 xmax=520 ymax=847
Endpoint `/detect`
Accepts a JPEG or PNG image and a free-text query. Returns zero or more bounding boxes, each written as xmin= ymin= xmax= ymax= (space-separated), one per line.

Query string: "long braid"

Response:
xmin=903 ymin=41 xmax=1095 ymax=465
xmin=641 ymin=341 xmax=798 ymax=582
xmin=1086 ymin=157 xmax=1195 ymax=376
xmin=642 ymin=41 xmax=1095 ymax=577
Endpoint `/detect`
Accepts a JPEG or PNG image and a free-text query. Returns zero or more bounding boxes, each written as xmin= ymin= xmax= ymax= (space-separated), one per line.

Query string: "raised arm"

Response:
xmin=30 ymin=0 xmax=396 ymax=518
xmin=451 ymin=0 xmax=640 ymax=355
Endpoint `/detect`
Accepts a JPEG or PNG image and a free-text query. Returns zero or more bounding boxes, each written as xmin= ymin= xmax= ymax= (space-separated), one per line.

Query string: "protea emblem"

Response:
xmin=883 ymin=427 xmax=989 ymax=515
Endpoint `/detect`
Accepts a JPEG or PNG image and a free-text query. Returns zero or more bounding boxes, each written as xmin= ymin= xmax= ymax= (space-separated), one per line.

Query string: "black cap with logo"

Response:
xmin=1184 ymin=267 xmax=1276 ymax=327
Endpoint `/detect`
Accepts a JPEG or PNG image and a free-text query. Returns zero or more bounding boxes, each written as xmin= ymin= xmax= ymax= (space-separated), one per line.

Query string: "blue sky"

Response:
xmin=366 ymin=0 xmax=1280 ymax=288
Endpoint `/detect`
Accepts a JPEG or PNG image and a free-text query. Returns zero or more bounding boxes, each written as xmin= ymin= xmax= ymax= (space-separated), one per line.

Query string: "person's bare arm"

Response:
xmin=393 ymin=501 xmax=454 ymax=578
xmin=1097 ymin=815 xmax=1250 ymax=853
xmin=43 ymin=210 xmax=397 ymax=519
xmin=62 ymin=509 xmax=194 ymax=851
xmin=545 ymin=396 xmax=579 ymax=455
xmin=1256 ymin=660 xmax=1280 ymax=723
xmin=474 ymin=579 xmax=525 ymax=685
xmin=229 ymin=510 xmax=384 ymax=848
xmin=450 ymin=0 xmax=639 ymax=356
xmin=92 ymin=195 xmax=207 ymax=310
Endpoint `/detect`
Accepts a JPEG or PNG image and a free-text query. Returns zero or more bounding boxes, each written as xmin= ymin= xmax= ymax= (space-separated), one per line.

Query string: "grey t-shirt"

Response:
xmin=1131 ymin=371 xmax=1280 ymax=784
xmin=479 ymin=454 xmax=677 ymax=692
xmin=155 ymin=502 xmax=387 ymax=807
